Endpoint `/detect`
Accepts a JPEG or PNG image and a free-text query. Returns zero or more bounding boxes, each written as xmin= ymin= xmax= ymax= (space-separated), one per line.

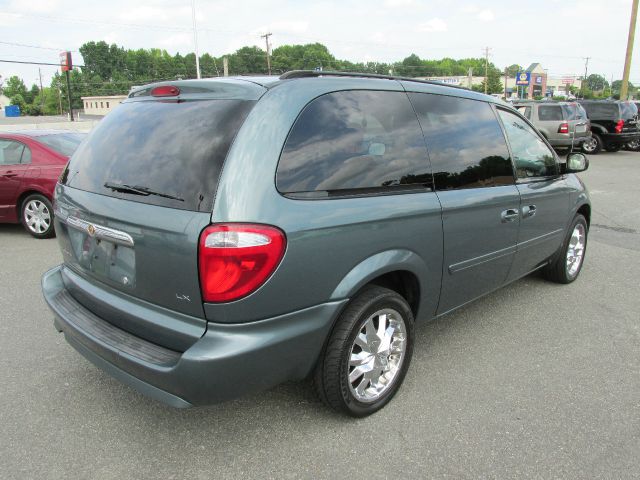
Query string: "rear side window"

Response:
xmin=0 ymin=139 xmax=26 ymax=165
xmin=276 ymin=90 xmax=431 ymax=195
xmin=63 ymin=99 xmax=254 ymax=211
xmin=581 ymin=103 xmax=618 ymax=119
xmin=516 ymin=106 xmax=532 ymax=119
xmin=409 ymin=93 xmax=514 ymax=190
xmin=538 ymin=105 xmax=564 ymax=121
xmin=620 ymin=102 xmax=638 ymax=119
xmin=37 ymin=133 xmax=85 ymax=157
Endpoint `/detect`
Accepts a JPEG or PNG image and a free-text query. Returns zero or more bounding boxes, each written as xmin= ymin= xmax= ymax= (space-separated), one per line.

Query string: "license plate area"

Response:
xmin=575 ymin=124 xmax=587 ymax=133
xmin=67 ymin=227 xmax=136 ymax=288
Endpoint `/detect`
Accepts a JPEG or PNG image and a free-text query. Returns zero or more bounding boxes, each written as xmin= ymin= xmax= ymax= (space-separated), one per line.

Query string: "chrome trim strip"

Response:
xmin=65 ymin=216 xmax=134 ymax=247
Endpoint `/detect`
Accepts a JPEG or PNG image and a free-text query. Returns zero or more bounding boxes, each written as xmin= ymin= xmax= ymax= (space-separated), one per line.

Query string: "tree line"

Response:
xmin=0 ymin=40 xmax=635 ymax=116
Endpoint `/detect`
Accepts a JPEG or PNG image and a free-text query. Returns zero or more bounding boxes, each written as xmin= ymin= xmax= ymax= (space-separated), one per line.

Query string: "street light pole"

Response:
xmin=191 ymin=0 xmax=201 ymax=79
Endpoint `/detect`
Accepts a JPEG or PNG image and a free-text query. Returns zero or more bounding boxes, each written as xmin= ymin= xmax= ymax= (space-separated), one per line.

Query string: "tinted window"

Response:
xmin=37 ymin=133 xmax=85 ymax=157
xmin=620 ymin=102 xmax=638 ymax=119
xmin=538 ymin=105 xmax=563 ymax=121
xmin=63 ymin=99 xmax=254 ymax=212
xmin=0 ymin=140 xmax=25 ymax=165
xmin=409 ymin=93 xmax=514 ymax=190
xmin=562 ymin=103 xmax=587 ymax=121
xmin=498 ymin=109 xmax=558 ymax=179
xmin=581 ymin=103 xmax=618 ymax=119
xmin=277 ymin=90 xmax=431 ymax=194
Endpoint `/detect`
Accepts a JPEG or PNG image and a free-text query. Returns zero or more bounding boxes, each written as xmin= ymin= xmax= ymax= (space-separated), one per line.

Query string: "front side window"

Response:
xmin=498 ymin=109 xmax=558 ymax=179
xmin=277 ymin=90 xmax=431 ymax=194
xmin=409 ymin=93 xmax=514 ymax=190
xmin=538 ymin=105 xmax=563 ymax=121
xmin=0 ymin=139 xmax=26 ymax=165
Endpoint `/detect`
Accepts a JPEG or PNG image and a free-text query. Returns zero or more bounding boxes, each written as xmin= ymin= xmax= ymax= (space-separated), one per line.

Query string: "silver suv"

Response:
xmin=513 ymin=101 xmax=591 ymax=151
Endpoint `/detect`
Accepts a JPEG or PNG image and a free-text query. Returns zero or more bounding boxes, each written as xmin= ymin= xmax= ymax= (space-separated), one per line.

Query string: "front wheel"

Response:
xmin=581 ymin=135 xmax=602 ymax=154
xmin=314 ymin=286 xmax=414 ymax=417
xmin=544 ymin=214 xmax=588 ymax=284
xmin=625 ymin=139 xmax=640 ymax=151
xmin=21 ymin=194 xmax=55 ymax=239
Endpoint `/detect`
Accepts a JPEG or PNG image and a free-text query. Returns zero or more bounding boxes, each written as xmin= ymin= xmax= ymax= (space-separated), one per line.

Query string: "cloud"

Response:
xmin=477 ymin=9 xmax=495 ymax=21
xmin=159 ymin=33 xmax=193 ymax=48
xmin=418 ymin=18 xmax=447 ymax=33
xmin=119 ymin=5 xmax=192 ymax=23
xmin=460 ymin=5 xmax=480 ymax=13
xmin=8 ymin=0 xmax=60 ymax=13
xmin=252 ymin=20 xmax=309 ymax=36
xmin=384 ymin=0 xmax=417 ymax=6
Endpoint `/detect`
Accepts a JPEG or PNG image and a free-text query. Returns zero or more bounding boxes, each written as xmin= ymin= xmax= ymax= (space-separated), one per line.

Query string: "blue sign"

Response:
xmin=515 ymin=72 xmax=531 ymax=86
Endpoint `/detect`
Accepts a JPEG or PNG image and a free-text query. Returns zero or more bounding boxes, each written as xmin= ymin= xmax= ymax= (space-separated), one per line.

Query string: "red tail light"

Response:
xmin=558 ymin=122 xmax=569 ymax=134
xmin=615 ymin=119 xmax=624 ymax=133
xmin=151 ymin=85 xmax=180 ymax=97
xmin=198 ymin=224 xmax=286 ymax=302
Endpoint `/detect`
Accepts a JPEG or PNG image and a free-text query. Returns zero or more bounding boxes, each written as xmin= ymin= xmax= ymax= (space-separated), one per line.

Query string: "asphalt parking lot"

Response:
xmin=1 ymin=151 xmax=638 ymax=479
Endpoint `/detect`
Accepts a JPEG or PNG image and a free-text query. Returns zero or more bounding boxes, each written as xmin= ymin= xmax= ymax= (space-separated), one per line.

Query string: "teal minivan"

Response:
xmin=42 ymin=71 xmax=591 ymax=417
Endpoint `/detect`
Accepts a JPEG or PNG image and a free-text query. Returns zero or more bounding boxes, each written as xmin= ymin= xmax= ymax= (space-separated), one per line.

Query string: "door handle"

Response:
xmin=1 ymin=171 xmax=18 ymax=178
xmin=522 ymin=205 xmax=537 ymax=218
xmin=501 ymin=208 xmax=519 ymax=223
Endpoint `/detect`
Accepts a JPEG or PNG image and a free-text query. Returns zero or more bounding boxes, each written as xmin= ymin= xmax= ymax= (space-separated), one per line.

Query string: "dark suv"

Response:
xmin=42 ymin=72 xmax=591 ymax=417
xmin=579 ymin=100 xmax=639 ymax=154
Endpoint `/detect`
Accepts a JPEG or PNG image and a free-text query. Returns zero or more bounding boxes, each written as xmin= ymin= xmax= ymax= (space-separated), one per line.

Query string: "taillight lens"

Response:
xmin=558 ymin=122 xmax=569 ymax=134
xmin=198 ymin=224 xmax=286 ymax=302
xmin=151 ymin=85 xmax=180 ymax=97
xmin=615 ymin=119 xmax=624 ymax=133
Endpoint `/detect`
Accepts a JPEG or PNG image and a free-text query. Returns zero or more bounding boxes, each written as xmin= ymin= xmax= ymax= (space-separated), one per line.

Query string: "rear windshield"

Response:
xmin=620 ymin=102 xmax=638 ymax=119
xmin=37 ymin=133 xmax=85 ymax=156
xmin=62 ymin=99 xmax=254 ymax=212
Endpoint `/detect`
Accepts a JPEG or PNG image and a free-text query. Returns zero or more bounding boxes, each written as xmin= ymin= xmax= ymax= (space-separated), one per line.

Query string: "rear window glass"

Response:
xmin=581 ymin=103 xmax=619 ymax=119
xmin=409 ymin=93 xmax=514 ymax=190
xmin=277 ymin=90 xmax=431 ymax=194
xmin=37 ymin=133 xmax=85 ymax=156
xmin=63 ymin=99 xmax=254 ymax=212
xmin=538 ymin=105 xmax=564 ymax=121
xmin=620 ymin=102 xmax=638 ymax=119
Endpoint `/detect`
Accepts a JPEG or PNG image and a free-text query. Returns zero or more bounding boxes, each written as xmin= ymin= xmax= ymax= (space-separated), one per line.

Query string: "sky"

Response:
xmin=0 ymin=0 xmax=638 ymax=88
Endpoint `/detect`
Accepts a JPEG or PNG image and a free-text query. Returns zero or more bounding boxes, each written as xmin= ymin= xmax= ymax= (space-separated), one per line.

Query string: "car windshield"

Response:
xmin=37 ymin=133 xmax=86 ymax=156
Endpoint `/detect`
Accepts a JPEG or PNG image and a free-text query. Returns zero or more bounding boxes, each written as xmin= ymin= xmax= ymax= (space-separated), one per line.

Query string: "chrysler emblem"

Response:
xmin=87 ymin=224 xmax=96 ymax=236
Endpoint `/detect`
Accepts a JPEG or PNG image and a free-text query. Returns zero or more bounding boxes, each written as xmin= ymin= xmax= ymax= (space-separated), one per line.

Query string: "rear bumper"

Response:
xmin=42 ymin=265 xmax=346 ymax=407
xmin=601 ymin=132 xmax=640 ymax=145
xmin=549 ymin=133 xmax=591 ymax=148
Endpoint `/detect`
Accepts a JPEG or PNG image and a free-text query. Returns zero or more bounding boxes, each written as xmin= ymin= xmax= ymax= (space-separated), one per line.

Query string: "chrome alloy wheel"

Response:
xmin=348 ymin=308 xmax=407 ymax=403
xmin=582 ymin=138 xmax=597 ymax=153
xmin=566 ymin=223 xmax=586 ymax=277
xmin=23 ymin=199 xmax=51 ymax=235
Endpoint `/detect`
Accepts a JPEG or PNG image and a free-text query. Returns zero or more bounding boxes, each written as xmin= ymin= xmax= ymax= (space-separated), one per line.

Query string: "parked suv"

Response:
xmin=42 ymin=72 xmax=591 ymax=417
xmin=625 ymin=101 xmax=640 ymax=151
xmin=512 ymin=101 xmax=591 ymax=151
xmin=578 ymin=100 xmax=639 ymax=154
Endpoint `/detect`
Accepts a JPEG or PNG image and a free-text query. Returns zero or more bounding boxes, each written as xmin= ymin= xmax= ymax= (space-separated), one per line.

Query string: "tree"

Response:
xmin=505 ymin=64 xmax=522 ymax=77
xmin=9 ymin=94 xmax=27 ymax=114
xmin=585 ymin=74 xmax=608 ymax=93
xmin=3 ymin=76 xmax=28 ymax=99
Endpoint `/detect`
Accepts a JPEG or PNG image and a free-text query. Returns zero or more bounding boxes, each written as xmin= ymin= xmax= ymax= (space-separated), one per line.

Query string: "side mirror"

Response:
xmin=565 ymin=152 xmax=589 ymax=173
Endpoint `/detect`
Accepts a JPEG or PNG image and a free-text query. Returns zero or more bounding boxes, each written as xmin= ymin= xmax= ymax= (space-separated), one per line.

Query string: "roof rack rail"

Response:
xmin=279 ymin=70 xmax=465 ymax=89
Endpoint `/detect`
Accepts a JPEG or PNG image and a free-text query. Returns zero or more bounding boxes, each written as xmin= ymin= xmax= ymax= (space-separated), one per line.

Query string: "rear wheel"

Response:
xmin=544 ymin=214 xmax=588 ymax=284
xmin=605 ymin=143 xmax=622 ymax=152
xmin=314 ymin=286 xmax=414 ymax=417
xmin=21 ymin=194 xmax=55 ymax=239
xmin=581 ymin=135 xmax=602 ymax=154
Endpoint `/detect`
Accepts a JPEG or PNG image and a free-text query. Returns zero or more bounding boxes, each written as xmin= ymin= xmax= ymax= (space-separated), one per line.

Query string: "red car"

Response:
xmin=0 ymin=130 xmax=86 ymax=238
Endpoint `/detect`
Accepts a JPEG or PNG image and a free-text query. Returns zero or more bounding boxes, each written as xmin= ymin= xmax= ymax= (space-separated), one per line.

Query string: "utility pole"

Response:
xmin=38 ymin=68 xmax=44 ymax=111
xmin=65 ymin=70 xmax=74 ymax=121
xmin=482 ymin=47 xmax=491 ymax=94
xmin=57 ymin=87 xmax=62 ymax=115
xmin=191 ymin=0 xmax=201 ymax=79
xmin=503 ymin=66 xmax=508 ymax=99
xmin=620 ymin=0 xmax=638 ymax=100
xmin=468 ymin=67 xmax=473 ymax=89
xmin=581 ymin=57 xmax=590 ymax=97
xmin=261 ymin=32 xmax=272 ymax=75
xmin=223 ymin=57 xmax=229 ymax=77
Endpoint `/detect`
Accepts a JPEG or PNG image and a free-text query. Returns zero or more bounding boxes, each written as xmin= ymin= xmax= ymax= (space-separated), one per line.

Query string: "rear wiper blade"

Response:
xmin=104 ymin=182 xmax=184 ymax=201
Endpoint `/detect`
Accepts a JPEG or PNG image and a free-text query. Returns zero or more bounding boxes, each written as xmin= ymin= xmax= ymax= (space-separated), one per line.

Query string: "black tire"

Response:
xmin=581 ymin=134 xmax=602 ymax=154
xmin=20 ymin=193 xmax=55 ymax=239
xmin=544 ymin=214 xmax=588 ymax=284
xmin=604 ymin=143 xmax=621 ymax=152
xmin=314 ymin=285 xmax=415 ymax=417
